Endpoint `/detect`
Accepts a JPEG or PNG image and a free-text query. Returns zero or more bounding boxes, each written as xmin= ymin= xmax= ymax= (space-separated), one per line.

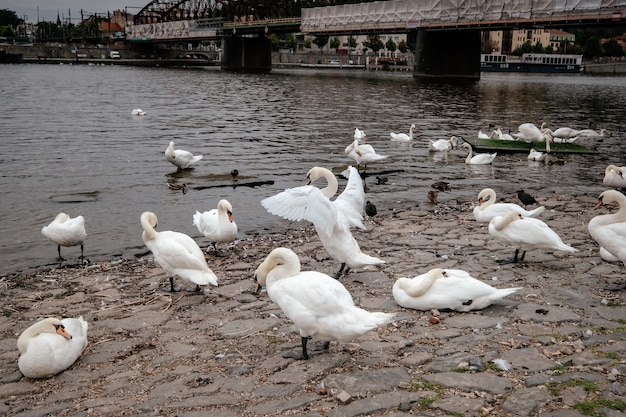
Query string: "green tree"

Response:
xmin=603 ymin=38 xmax=624 ymax=57
xmin=363 ymin=34 xmax=384 ymax=54
xmin=512 ymin=41 xmax=533 ymax=56
xmin=385 ymin=38 xmax=397 ymax=53
xmin=312 ymin=35 xmax=329 ymax=51
xmin=285 ymin=33 xmax=298 ymax=50
xmin=398 ymin=39 xmax=408 ymax=53
xmin=0 ymin=24 xmax=16 ymax=37
xmin=330 ymin=36 xmax=340 ymax=50
xmin=0 ymin=9 xmax=22 ymax=28
xmin=347 ymin=35 xmax=357 ymax=49
xmin=304 ymin=38 xmax=312 ymax=49
xmin=583 ymin=36 xmax=603 ymax=58
xmin=532 ymin=41 xmax=545 ymax=53
xmin=267 ymin=33 xmax=280 ymax=49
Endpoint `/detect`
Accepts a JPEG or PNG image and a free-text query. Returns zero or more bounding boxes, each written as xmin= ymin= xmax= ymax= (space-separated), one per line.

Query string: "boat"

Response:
xmin=0 ymin=50 xmax=23 ymax=63
xmin=461 ymin=137 xmax=597 ymax=154
xmin=480 ymin=53 xmax=583 ymax=73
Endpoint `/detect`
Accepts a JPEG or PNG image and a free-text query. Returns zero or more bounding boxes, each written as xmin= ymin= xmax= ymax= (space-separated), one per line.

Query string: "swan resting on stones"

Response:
xmin=473 ymin=188 xmax=545 ymax=222
xmin=254 ymin=247 xmax=395 ymax=359
xmin=588 ymin=190 xmax=626 ymax=266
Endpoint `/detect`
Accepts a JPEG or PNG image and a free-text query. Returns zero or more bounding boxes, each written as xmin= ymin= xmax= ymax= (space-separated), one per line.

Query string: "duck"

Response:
xmin=488 ymin=211 xmax=578 ymax=263
xmin=131 ymin=108 xmax=146 ymax=116
xmin=390 ymin=124 xmax=416 ymax=142
xmin=166 ymin=182 xmax=187 ymax=194
xmin=41 ymin=213 xmax=87 ymax=260
xmin=460 ymin=142 xmax=496 ymax=165
xmin=165 ymin=141 xmax=203 ymax=170
xmin=344 ymin=138 xmax=389 ymax=170
xmin=254 ymin=247 xmax=395 ymax=360
xmin=261 ymin=166 xmax=383 ymax=278
xmin=192 ymin=199 xmax=238 ymax=254
xmin=427 ymin=190 xmax=439 ymax=204
xmin=603 ymin=165 xmax=626 ymax=189
xmin=428 ymin=136 xmax=458 ymax=152
xmin=17 ymin=317 xmax=88 ymax=379
xmin=141 ymin=211 xmax=218 ymax=292
xmin=588 ymin=190 xmax=626 ymax=266
xmin=431 ymin=181 xmax=450 ymax=191
xmin=472 ymin=188 xmax=545 ymax=222
xmin=393 ymin=268 xmax=521 ymax=312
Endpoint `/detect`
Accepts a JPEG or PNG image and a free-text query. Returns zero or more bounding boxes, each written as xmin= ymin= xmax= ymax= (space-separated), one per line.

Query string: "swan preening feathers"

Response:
xmin=603 ymin=165 xmax=626 ymax=189
xmin=165 ymin=141 xmax=203 ymax=170
xmin=473 ymin=188 xmax=545 ymax=223
xmin=588 ymin=190 xmax=626 ymax=266
xmin=428 ymin=136 xmax=458 ymax=152
xmin=393 ymin=268 xmax=521 ymax=312
xmin=488 ymin=211 xmax=577 ymax=262
xmin=193 ymin=199 xmax=238 ymax=252
xmin=17 ymin=317 xmax=88 ymax=379
xmin=254 ymin=247 xmax=395 ymax=359
xmin=141 ymin=211 xmax=218 ymax=291
xmin=261 ymin=166 xmax=383 ymax=278
xmin=41 ymin=213 xmax=87 ymax=260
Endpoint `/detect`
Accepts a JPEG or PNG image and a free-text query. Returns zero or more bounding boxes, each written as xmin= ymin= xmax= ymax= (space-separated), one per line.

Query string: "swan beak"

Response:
xmin=305 ymin=174 xmax=312 ymax=186
xmin=477 ymin=198 xmax=484 ymax=206
xmin=254 ymin=275 xmax=262 ymax=294
xmin=594 ymin=199 xmax=604 ymax=210
xmin=227 ymin=211 xmax=234 ymax=223
xmin=55 ymin=324 xmax=73 ymax=340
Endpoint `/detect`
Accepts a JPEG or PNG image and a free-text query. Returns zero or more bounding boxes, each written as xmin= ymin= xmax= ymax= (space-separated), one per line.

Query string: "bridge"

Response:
xmin=127 ymin=0 xmax=626 ymax=78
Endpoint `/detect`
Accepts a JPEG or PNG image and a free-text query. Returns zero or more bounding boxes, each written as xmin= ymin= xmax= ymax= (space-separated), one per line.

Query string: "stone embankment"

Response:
xmin=0 ymin=192 xmax=624 ymax=417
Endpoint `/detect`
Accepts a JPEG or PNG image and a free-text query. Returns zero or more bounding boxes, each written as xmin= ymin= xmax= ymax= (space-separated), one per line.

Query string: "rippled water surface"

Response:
xmin=1 ymin=64 xmax=625 ymax=274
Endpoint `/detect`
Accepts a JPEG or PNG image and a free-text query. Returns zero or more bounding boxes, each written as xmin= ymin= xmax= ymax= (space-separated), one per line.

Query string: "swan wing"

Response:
xmin=334 ymin=166 xmax=365 ymax=229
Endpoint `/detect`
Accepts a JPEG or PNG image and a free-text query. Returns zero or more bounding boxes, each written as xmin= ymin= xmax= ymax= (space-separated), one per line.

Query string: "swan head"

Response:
xmin=476 ymin=188 xmax=494 ymax=206
xmin=141 ymin=211 xmax=158 ymax=229
xmin=18 ymin=318 xmax=73 ymax=348
xmin=218 ymin=199 xmax=234 ymax=222
xmin=605 ymin=165 xmax=623 ymax=179
xmin=306 ymin=166 xmax=328 ymax=185
xmin=595 ymin=190 xmax=624 ymax=209
xmin=53 ymin=212 xmax=70 ymax=223
xmin=460 ymin=142 xmax=472 ymax=152
xmin=254 ymin=247 xmax=301 ymax=293
xmin=449 ymin=136 xmax=458 ymax=148
xmin=424 ymin=268 xmax=447 ymax=281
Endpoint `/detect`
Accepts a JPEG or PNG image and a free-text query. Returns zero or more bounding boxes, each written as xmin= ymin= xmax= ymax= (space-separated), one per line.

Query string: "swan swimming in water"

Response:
xmin=41 ymin=213 xmax=87 ymax=260
xmin=131 ymin=108 xmax=146 ymax=116
xmin=588 ymin=190 xmax=626 ymax=266
xmin=165 ymin=141 xmax=203 ymax=170
xmin=393 ymin=268 xmax=521 ymax=312
xmin=17 ymin=317 xmax=88 ymax=379
xmin=460 ymin=142 xmax=496 ymax=165
xmin=390 ymin=124 xmax=416 ymax=142
xmin=254 ymin=247 xmax=395 ymax=359
xmin=603 ymin=165 xmax=626 ymax=189
xmin=344 ymin=138 xmax=389 ymax=170
xmin=488 ymin=211 xmax=578 ymax=263
xmin=141 ymin=211 xmax=218 ymax=291
xmin=193 ymin=199 xmax=238 ymax=254
xmin=472 ymin=188 xmax=545 ymax=223
xmin=261 ymin=166 xmax=383 ymax=278
xmin=428 ymin=136 xmax=458 ymax=152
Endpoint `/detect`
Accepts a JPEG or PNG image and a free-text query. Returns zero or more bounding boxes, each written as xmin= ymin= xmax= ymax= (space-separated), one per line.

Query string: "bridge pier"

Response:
xmin=414 ymin=30 xmax=481 ymax=81
xmin=221 ymin=36 xmax=272 ymax=73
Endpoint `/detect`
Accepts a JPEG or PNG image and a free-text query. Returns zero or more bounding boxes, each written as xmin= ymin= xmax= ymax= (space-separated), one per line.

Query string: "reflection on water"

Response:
xmin=0 ymin=66 xmax=625 ymax=274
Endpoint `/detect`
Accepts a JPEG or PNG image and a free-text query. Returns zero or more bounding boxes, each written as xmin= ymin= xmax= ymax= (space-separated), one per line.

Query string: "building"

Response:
xmin=483 ymin=28 xmax=575 ymax=53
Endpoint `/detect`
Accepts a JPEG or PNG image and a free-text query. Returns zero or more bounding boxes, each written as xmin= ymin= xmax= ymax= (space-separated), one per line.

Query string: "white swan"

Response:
xmin=193 ymin=199 xmax=238 ymax=252
xmin=254 ymin=247 xmax=395 ymax=359
xmin=460 ymin=142 xmax=496 ymax=165
xmin=354 ymin=127 xmax=366 ymax=140
xmin=477 ymin=130 xmax=492 ymax=139
xmin=577 ymin=128 xmax=609 ymax=138
xmin=390 ymin=124 xmax=416 ymax=142
xmin=165 ymin=141 xmax=203 ymax=170
xmin=494 ymin=128 xmax=515 ymax=141
xmin=17 ymin=317 xmax=88 ymax=379
xmin=603 ymin=165 xmax=626 ymax=189
xmin=588 ymin=190 xmax=626 ymax=266
xmin=141 ymin=211 xmax=218 ymax=291
xmin=514 ymin=123 xmax=548 ymax=142
xmin=488 ymin=211 xmax=578 ymax=262
xmin=261 ymin=166 xmax=384 ymax=278
xmin=344 ymin=138 xmax=389 ymax=170
xmin=393 ymin=268 xmax=521 ymax=312
xmin=131 ymin=108 xmax=146 ymax=116
xmin=41 ymin=213 xmax=87 ymax=260
xmin=527 ymin=136 xmax=551 ymax=161
xmin=428 ymin=136 xmax=458 ymax=152
xmin=473 ymin=188 xmax=545 ymax=223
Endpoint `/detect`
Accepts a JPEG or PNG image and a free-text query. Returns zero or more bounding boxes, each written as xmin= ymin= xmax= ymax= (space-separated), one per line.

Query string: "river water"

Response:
xmin=1 ymin=64 xmax=625 ymax=275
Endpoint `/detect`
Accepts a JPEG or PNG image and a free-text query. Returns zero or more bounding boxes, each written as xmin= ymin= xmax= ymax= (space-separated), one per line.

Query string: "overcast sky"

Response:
xmin=4 ymin=1 xmax=146 ymax=23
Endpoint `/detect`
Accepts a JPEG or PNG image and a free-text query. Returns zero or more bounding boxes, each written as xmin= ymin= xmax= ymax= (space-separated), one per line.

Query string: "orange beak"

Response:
xmin=594 ymin=200 xmax=603 ymax=209
xmin=55 ymin=324 xmax=73 ymax=340
xmin=227 ymin=211 xmax=234 ymax=223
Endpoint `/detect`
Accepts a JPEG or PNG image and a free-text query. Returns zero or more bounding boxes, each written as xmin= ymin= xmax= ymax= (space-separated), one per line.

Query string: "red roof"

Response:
xmin=547 ymin=29 xmax=573 ymax=36
xmin=100 ymin=22 xmax=123 ymax=33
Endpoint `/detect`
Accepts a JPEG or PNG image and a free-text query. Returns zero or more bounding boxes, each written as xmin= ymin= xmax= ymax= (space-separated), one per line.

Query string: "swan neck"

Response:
xmin=399 ymin=272 xmax=439 ymax=297
xmin=317 ymin=169 xmax=338 ymax=199
xmin=141 ymin=213 xmax=157 ymax=241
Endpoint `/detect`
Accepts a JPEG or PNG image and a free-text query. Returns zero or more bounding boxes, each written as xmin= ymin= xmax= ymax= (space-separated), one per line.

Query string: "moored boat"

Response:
xmin=481 ymin=53 xmax=582 ymax=73
xmin=461 ymin=137 xmax=597 ymax=154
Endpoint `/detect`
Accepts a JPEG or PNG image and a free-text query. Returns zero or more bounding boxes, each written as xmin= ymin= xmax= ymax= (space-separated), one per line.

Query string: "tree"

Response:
xmin=347 ymin=35 xmax=357 ymax=49
xmin=385 ymin=38 xmax=397 ymax=54
xmin=583 ymin=36 xmax=603 ymax=58
xmin=304 ymin=38 xmax=312 ymax=49
xmin=267 ymin=33 xmax=280 ymax=49
xmin=532 ymin=41 xmax=545 ymax=53
xmin=363 ymin=34 xmax=384 ymax=54
xmin=398 ymin=39 xmax=408 ymax=53
xmin=0 ymin=24 xmax=16 ymax=37
xmin=285 ymin=33 xmax=298 ymax=51
xmin=312 ymin=35 xmax=329 ymax=51
xmin=330 ymin=36 xmax=340 ymax=50
xmin=512 ymin=41 xmax=533 ymax=56
xmin=0 ymin=9 xmax=22 ymax=28
xmin=603 ymin=38 xmax=624 ymax=57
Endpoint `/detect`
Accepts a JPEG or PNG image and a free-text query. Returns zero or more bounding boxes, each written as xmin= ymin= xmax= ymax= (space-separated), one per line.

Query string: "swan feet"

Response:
xmin=168 ymin=277 xmax=179 ymax=292
xmin=283 ymin=337 xmax=330 ymax=360
xmin=497 ymin=249 xmax=526 ymax=264
xmin=334 ymin=263 xmax=351 ymax=279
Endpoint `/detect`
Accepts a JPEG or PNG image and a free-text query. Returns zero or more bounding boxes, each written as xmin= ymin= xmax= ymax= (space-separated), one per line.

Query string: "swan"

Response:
xmin=460 ymin=142 xmax=496 ymax=165
xmin=131 ymin=108 xmax=146 ymax=116
xmin=354 ymin=127 xmax=366 ymax=140
xmin=141 ymin=211 xmax=218 ymax=291
xmin=165 ymin=141 xmax=203 ymax=170
xmin=261 ymin=166 xmax=384 ymax=278
xmin=193 ymin=199 xmax=238 ymax=253
xmin=588 ymin=190 xmax=626 ymax=266
xmin=41 ymin=213 xmax=87 ymax=260
xmin=494 ymin=128 xmax=515 ymax=141
xmin=428 ymin=136 xmax=458 ymax=152
xmin=17 ymin=317 xmax=88 ymax=379
xmin=473 ymin=188 xmax=545 ymax=223
xmin=527 ymin=136 xmax=551 ymax=161
xmin=477 ymin=130 xmax=491 ymax=139
xmin=344 ymin=139 xmax=389 ymax=170
xmin=393 ymin=268 xmax=521 ymax=312
xmin=390 ymin=124 xmax=416 ymax=142
xmin=254 ymin=247 xmax=395 ymax=359
xmin=577 ymin=128 xmax=609 ymax=138
xmin=488 ymin=211 xmax=578 ymax=263
xmin=603 ymin=165 xmax=626 ymax=189
xmin=513 ymin=123 xmax=547 ymax=142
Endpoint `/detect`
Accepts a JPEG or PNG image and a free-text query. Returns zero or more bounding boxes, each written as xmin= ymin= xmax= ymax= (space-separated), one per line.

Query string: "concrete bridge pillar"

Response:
xmin=414 ymin=30 xmax=481 ymax=81
xmin=221 ymin=36 xmax=272 ymax=73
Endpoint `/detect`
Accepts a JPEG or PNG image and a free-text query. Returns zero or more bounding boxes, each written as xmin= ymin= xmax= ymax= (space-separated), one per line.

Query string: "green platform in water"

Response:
xmin=462 ymin=137 xmax=598 ymax=154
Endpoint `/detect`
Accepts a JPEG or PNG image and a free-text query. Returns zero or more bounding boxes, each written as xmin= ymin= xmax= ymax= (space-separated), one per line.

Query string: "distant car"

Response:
xmin=328 ymin=60 xmax=341 ymax=65
xmin=109 ymin=51 xmax=121 ymax=59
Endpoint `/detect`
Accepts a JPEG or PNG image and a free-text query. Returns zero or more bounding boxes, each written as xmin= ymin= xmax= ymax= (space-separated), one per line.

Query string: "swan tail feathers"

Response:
xmin=527 ymin=206 xmax=546 ymax=218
